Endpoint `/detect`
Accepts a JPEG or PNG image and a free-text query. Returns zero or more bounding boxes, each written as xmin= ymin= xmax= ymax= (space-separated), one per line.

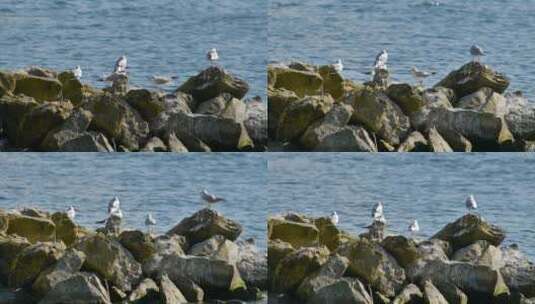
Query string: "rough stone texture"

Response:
xmin=159 ymin=274 xmax=188 ymax=304
xmin=387 ymin=83 xmax=426 ymax=115
xmin=427 ymin=127 xmax=454 ymax=152
xmin=169 ymin=275 xmax=205 ymax=303
xmin=268 ymin=218 xmax=319 ymax=249
xmin=314 ymin=125 xmax=377 ymax=152
xmin=318 ymin=64 xmax=345 ymax=100
xmin=299 ymin=103 xmax=353 ymax=149
xmin=8 ymin=242 xmax=65 ymax=288
xmin=397 ymin=131 xmax=429 ymax=152
xmin=0 ymin=235 xmax=31 ymax=284
xmin=38 ymin=272 xmax=111 ymax=304
xmin=6 ymin=213 xmax=56 ymax=243
xmin=188 ymin=234 xmax=239 ymax=265
xmin=118 ymin=230 xmax=156 ymax=264
xmin=307 ymin=278 xmax=373 ymax=304
xmin=51 ymin=212 xmax=81 ymax=246
xmin=177 ymin=66 xmax=249 ymax=102
xmin=500 ymin=245 xmax=535 ymax=298
xmin=59 ymin=131 xmax=114 ymax=152
xmin=41 ymin=109 xmax=93 ymax=151
xmin=268 ymin=239 xmax=295 ymax=282
xmin=13 ymin=74 xmax=63 ymax=102
xmin=296 ymin=254 xmax=349 ymax=300
xmin=236 ymin=239 xmax=267 ymax=289
xmin=0 ymin=94 xmax=39 ymax=142
xmin=452 ymin=240 xmax=504 ymax=270
xmin=422 ymin=280 xmax=449 ymax=304
xmin=392 ymin=284 xmax=424 ymax=304
xmin=381 ymin=235 xmax=421 ymax=268
xmin=268 ymin=87 xmax=300 ymax=138
xmin=269 ymin=64 xmax=323 ymax=98
xmin=456 ymin=87 xmax=507 ymax=117
xmin=128 ymin=278 xmax=160 ymax=302
xmin=58 ymin=71 xmax=84 ymax=106
xmin=125 ymin=89 xmax=165 ymax=122
xmin=141 ymin=136 xmax=167 ymax=152
xmin=0 ymin=70 xmax=16 ymax=97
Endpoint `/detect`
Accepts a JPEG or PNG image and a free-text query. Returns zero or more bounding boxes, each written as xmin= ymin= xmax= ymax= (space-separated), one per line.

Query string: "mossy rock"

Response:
xmin=381 ymin=235 xmax=421 ymax=268
xmin=318 ymin=65 xmax=344 ymax=100
xmin=125 ymin=89 xmax=165 ymax=122
xmin=118 ymin=230 xmax=156 ymax=264
xmin=0 ymin=235 xmax=31 ymax=284
xmin=0 ymin=94 xmax=39 ymax=143
xmin=13 ymin=74 xmax=63 ymax=102
xmin=268 ymin=217 xmax=319 ymax=249
xmin=58 ymin=71 xmax=83 ymax=106
xmin=270 ymin=65 xmax=323 ymax=98
xmin=0 ymin=70 xmax=16 ymax=97
xmin=6 ymin=213 xmax=56 ymax=243
xmin=386 ymin=83 xmax=425 ymax=115
xmin=51 ymin=212 xmax=81 ymax=247
xmin=268 ymin=239 xmax=295 ymax=282
xmin=314 ymin=217 xmax=342 ymax=251
xmin=8 ymin=242 xmax=65 ymax=288
xmin=268 ymin=87 xmax=300 ymax=139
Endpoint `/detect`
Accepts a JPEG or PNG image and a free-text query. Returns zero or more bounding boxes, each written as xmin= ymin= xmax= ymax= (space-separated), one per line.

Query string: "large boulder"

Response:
xmin=125 ymin=89 xmax=165 ymax=122
xmin=387 ymin=83 xmax=426 ymax=116
xmin=397 ymin=131 xmax=429 ymax=152
xmin=272 ymin=246 xmax=330 ymax=294
xmin=506 ymin=103 xmax=535 ymax=141
xmin=59 ymin=131 xmax=114 ymax=152
xmin=168 ymin=275 xmax=204 ymax=303
xmin=268 ymin=239 xmax=295 ymax=281
xmin=17 ymin=101 xmax=74 ymax=148
xmin=8 ymin=242 xmax=65 ymax=288
xmin=188 ymin=234 xmax=239 ymax=265
xmin=432 ymin=214 xmax=506 ymax=251
xmin=0 ymin=235 xmax=31 ymax=284
xmin=0 ymin=209 xmax=7 ymax=233
xmin=6 ymin=213 xmax=56 ymax=243
xmin=456 ymin=87 xmax=507 ymax=117
xmin=427 ymin=127 xmax=453 ymax=152
xmin=166 ymin=208 xmax=242 ymax=245
xmin=38 ymin=272 xmax=111 ymax=304
xmin=268 ymin=218 xmax=319 ymax=249
xmin=268 ymin=87 xmax=299 ymax=138
xmin=338 ymin=238 xmax=406 ymax=297
xmin=299 ymin=103 xmax=353 ymax=149
xmin=269 ymin=64 xmax=323 ymax=98
xmin=141 ymin=235 xmax=187 ymax=276
xmin=177 ymin=66 xmax=249 ymax=103
xmin=500 ymin=245 xmax=535 ymax=298
xmin=13 ymin=74 xmax=62 ymax=102
xmin=196 ymin=93 xmax=246 ymax=122
xmin=318 ymin=65 xmax=345 ymax=100
xmin=307 ymin=278 xmax=373 ymax=304
xmin=451 ymin=240 xmax=504 ymax=270
xmin=141 ymin=136 xmax=167 ymax=152
xmin=277 ymin=95 xmax=334 ymax=142
xmin=422 ymin=280 xmax=449 ymax=304
xmin=296 ymin=254 xmax=349 ymax=300
xmin=392 ymin=284 xmax=424 ymax=304
xmin=314 ymin=217 xmax=342 ymax=251
xmin=74 ymin=233 xmax=143 ymax=292
xmin=346 ymin=88 xmax=411 ymax=146
xmin=244 ymin=99 xmax=267 ymax=150
xmin=159 ymin=274 xmax=188 ymax=304
xmin=0 ymin=94 xmax=39 ymax=142
xmin=41 ymin=109 xmax=93 ymax=151
xmin=83 ymin=93 xmax=149 ymax=151
xmin=127 ymin=278 xmax=160 ymax=302
xmin=51 ymin=212 xmax=82 ymax=246
xmin=118 ymin=230 xmax=156 ymax=264
xmin=236 ymin=239 xmax=267 ymax=289
xmin=381 ymin=235 xmax=421 ymax=268
xmin=435 ymin=62 xmax=509 ymax=98
xmin=58 ymin=71 xmax=83 ymax=106
xmin=314 ymin=125 xmax=377 ymax=152
xmin=0 ymin=71 xmax=16 ymax=97
xmin=401 ymin=86 xmax=454 ymax=131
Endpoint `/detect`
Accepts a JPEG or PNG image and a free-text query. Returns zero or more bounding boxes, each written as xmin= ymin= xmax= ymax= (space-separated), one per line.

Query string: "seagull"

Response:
xmin=466 ymin=194 xmax=478 ymax=213
xmin=470 ymin=45 xmax=485 ymax=63
xmin=333 ymin=59 xmax=344 ymax=73
xmin=108 ymin=196 xmax=120 ymax=214
xmin=374 ymin=49 xmax=388 ymax=69
xmin=200 ymin=189 xmax=225 ymax=208
xmin=145 ymin=213 xmax=156 ymax=234
xmin=410 ymin=67 xmax=435 ymax=85
xmin=114 ymin=55 xmax=128 ymax=74
xmin=72 ymin=66 xmax=82 ymax=80
xmin=207 ymin=48 xmax=219 ymax=65
xmin=330 ymin=211 xmax=339 ymax=225
xmin=408 ymin=219 xmax=419 ymax=235
xmin=372 ymin=201 xmax=384 ymax=221
xmin=67 ymin=206 xmax=76 ymax=221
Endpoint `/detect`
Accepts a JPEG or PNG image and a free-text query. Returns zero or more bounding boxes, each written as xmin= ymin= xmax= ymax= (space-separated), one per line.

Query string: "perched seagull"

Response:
xmin=330 ymin=211 xmax=339 ymax=225
xmin=333 ymin=59 xmax=344 ymax=73
xmin=371 ymin=201 xmax=384 ymax=221
xmin=72 ymin=66 xmax=82 ymax=80
xmin=145 ymin=213 xmax=156 ymax=234
xmin=108 ymin=196 xmax=121 ymax=214
xmin=374 ymin=49 xmax=388 ymax=69
xmin=410 ymin=67 xmax=435 ymax=85
xmin=470 ymin=45 xmax=485 ymax=63
xmin=466 ymin=194 xmax=478 ymax=213
xmin=200 ymin=189 xmax=225 ymax=208
xmin=207 ymin=48 xmax=219 ymax=65
xmin=408 ymin=219 xmax=420 ymax=235
xmin=67 ymin=206 xmax=76 ymax=221
xmin=114 ymin=55 xmax=128 ymax=74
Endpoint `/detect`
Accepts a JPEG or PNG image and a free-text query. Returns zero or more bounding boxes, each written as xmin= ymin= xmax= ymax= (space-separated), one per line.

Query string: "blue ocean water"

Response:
xmin=268 ymin=153 xmax=535 ymax=258
xmin=0 ymin=0 xmax=267 ymax=98
xmin=0 ymin=153 xmax=267 ymax=250
xmin=269 ymin=0 xmax=535 ymax=99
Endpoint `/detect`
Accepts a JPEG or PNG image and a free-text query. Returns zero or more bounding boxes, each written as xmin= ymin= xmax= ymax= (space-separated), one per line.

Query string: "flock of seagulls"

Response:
xmin=62 ymin=189 xmax=225 ymax=234
xmin=330 ymin=44 xmax=485 ymax=85
xmin=329 ymin=194 xmax=479 ymax=237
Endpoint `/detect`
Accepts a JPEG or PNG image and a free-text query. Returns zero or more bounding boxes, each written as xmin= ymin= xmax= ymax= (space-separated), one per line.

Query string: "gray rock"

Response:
xmin=392 ymin=284 xmax=423 ymax=304
xmin=38 ymin=272 xmax=111 ymax=304
xmin=141 ymin=136 xmax=167 ymax=152
xmin=452 ymin=240 xmax=504 ymax=270
xmin=500 ymin=245 xmax=535 ymax=298
xmin=422 ymin=280 xmax=449 ymax=304
xmin=128 ymin=278 xmax=159 ymax=302
xmin=41 ymin=109 xmax=93 ymax=151
xmin=32 ymin=249 xmax=86 ymax=297
xmin=188 ymin=235 xmax=239 ymax=265
xmin=159 ymin=274 xmax=188 ymax=304
xmin=59 ymin=131 xmax=113 ymax=152
xmin=308 ymin=278 xmax=372 ymax=304
xmin=397 ymin=131 xmax=429 ymax=152
xmin=168 ymin=275 xmax=204 ymax=303
xmin=296 ymin=254 xmax=349 ymax=300
xmin=314 ymin=125 xmax=377 ymax=152
xmin=427 ymin=127 xmax=453 ymax=152
xmin=299 ymin=103 xmax=353 ymax=149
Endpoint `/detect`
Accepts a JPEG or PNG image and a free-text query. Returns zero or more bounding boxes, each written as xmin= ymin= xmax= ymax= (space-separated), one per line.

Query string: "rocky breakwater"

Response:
xmin=267 ymin=212 xmax=535 ymax=304
xmin=0 ymin=66 xmax=266 ymax=152
xmin=0 ymin=207 xmax=267 ymax=303
xmin=268 ymin=60 xmax=535 ymax=152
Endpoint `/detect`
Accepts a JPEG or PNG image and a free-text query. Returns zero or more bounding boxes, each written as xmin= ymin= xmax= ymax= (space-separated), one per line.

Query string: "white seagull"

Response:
xmin=67 ymin=206 xmax=76 ymax=221
xmin=410 ymin=67 xmax=435 ymax=85
xmin=470 ymin=45 xmax=485 ymax=63
xmin=108 ymin=196 xmax=121 ymax=214
xmin=333 ymin=59 xmax=344 ymax=73
xmin=330 ymin=211 xmax=339 ymax=225
xmin=200 ymin=189 xmax=225 ymax=207
xmin=466 ymin=194 xmax=478 ymax=213
xmin=374 ymin=49 xmax=388 ymax=69
xmin=207 ymin=48 xmax=219 ymax=65
xmin=72 ymin=66 xmax=82 ymax=80
xmin=145 ymin=213 xmax=156 ymax=234
xmin=372 ymin=201 xmax=384 ymax=221
xmin=114 ymin=55 xmax=128 ymax=74
xmin=408 ymin=219 xmax=420 ymax=235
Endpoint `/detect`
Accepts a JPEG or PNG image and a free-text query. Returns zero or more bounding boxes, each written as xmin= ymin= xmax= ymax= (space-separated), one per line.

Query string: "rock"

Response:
xmin=118 ymin=230 xmax=156 ymax=264
xmin=125 ymin=89 xmax=165 ymax=122
xmin=520 ymin=295 xmax=535 ymax=304
xmin=432 ymin=214 xmax=506 ymax=251
xmin=74 ymin=233 xmax=143 ymax=292
xmin=32 ymin=248 xmax=86 ymax=297
xmin=0 ymin=94 xmax=39 ymax=142
xmin=422 ymin=280 xmax=449 ymax=304
xmin=452 ymin=240 xmax=504 ymax=270
xmin=338 ymin=238 xmax=406 ymax=297
xmin=196 ymin=93 xmax=246 ymax=122
xmin=165 ymin=111 xmax=253 ymax=151
xmin=456 ymin=87 xmax=507 ymax=117
xmin=397 ymin=131 xmax=429 ymax=152
xmin=438 ymin=130 xmax=472 ymax=152
xmin=38 ymin=272 xmax=111 ymax=304
xmin=128 ymin=278 xmax=160 ymax=302
xmin=268 ymin=87 xmax=300 ymax=138
xmin=26 ymin=67 xmax=57 ymax=79
xmin=188 ymin=234 xmax=239 ymax=265
xmin=51 ymin=212 xmax=82 ymax=246
xmin=500 ymin=245 xmax=535 ymax=298
xmin=268 ymin=239 xmax=295 ymax=282
xmin=164 ymin=132 xmax=188 ymax=152
xmin=0 ymin=235 xmax=31 ymax=284
xmin=387 ymin=83 xmax=426 ymax=115
xmin=269 ymin=64 xmax=323 ymax=98
xmin=308 ymin=278 xmax=373 ymax=304
xmin=314 ymin=125 xmax=377 ymax=152
xmin=313 ymin=217 xmax=342 ymax=251
xmin=244 ymin=99 xmax=267 ymax=150
xmin=430 ymin=282 xmax=468 ymax=304
xmin=506 ymin=104 xmax=535 ymax=141
xmin=346 ymin=88 xmax=410 ymax=146
xmin=0 ymin=71 xmax=16 ymax=97
xmin=427 ymin=127 xmax=453 ymax=152
xmin=272 ymin=246 xmax=330 ymax=294
xmin=371 ymin=67 xmax=391 ymax=88
xmin=318 ymin=65 xmax=344 ymax=100
xmin=141 ymin=136 xmax=167 ymax=152
xmin=177 ymin=66 xmax=249 ymax=102
xmin=8 ymin=242 xmax=65 ymax=288
xmin=58 ymin=71 xmax=83 ymax=106
xmin=59 ymin=131 xmax=114 ymax=152
xmin=410 ymin=87 xmax=455 ymax=131
xmin=169 ymin=275 xmax=204 ymax=303
xmin=13 ymin=74 xmax=62 ymax=102
xmin=381 ymin=235 xmax=420 ymax=268
xmin=6 ymin=213 xmax=56 ymax=243
xmin=148 ymin=93 xmax=193 ymax=135
xmin=141 ymin=235 xmax=187 ymax=276
xmin=159 ymin=274 xmax=188 ymax=304
xmin=277 ymin=95 xmax=334 ymax=142
xmin=299 ymin=103 xmax=353 ymax=149
xmin=268 ymin=218 xmax=319 ymax=249
xmin=236 ymin=239 xmax=267 ymax=289
xmin=0 ymin=209 xmax=7 ymax=234
xmin=41 ymin=109 xmax=93 ymax=151
xmin=83 ymin=93 xmax=149 ymax=151
xmin=296 ymin=254 xmax=349 ymax=300
xmin=405 ymin=239 xmax=451 ymax=282
xmin=167 ymin=208 xmax=242 ymax=245
xmin=392 ymin=284 xmax=423 ymax=304
xmin=436 ymin=61 xmax=509 ymax=97
xmin=17 ymin=101 xmax=74 ymax=148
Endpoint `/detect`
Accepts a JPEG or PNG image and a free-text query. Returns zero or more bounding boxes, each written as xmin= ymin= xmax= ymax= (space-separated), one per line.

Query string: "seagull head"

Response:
xmin=211 ymin=48 xmax=217 ymax=53
xmin=331 ymin=211 xmax=337 ymax=216
xmin=337 ymin=59 xmax=342 ymax=64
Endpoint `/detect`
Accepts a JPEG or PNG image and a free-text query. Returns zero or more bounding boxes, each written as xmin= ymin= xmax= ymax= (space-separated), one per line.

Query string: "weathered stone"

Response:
xmin=422 ymin=280 xmax=449 ymax=304
xmin=0 ymin=209 xmax=7 ymax=234
xmin=506 ymin=104 xmax=535 ymax=141
xmin=438 ymin=130 xmax=472 ymax=152
xmin=397 ymin=131 xmax=429 ymax=152
xmin=196 ymin=93 xmax=246 ymax=121
xmin=314 ymin=217 xmax=342 ymax=251
xmin=427 ymin=127 xmax=453 ymax=152
xmin=6 ymin=213 xmax=56 ymax=243
xmin=41 ymin=109 xmax=93 ymax=151
xmin=410 ymin=87 xmax=454 ymax=131
xmin=128 ymin=278 xmax=160 ymax=302
xmin=381 ymin=235 xmax=421 ymax=268
xmin=0 ymin=94 xmax=39 ymax=142
xmin=318 ymin=65 xmax=345 ymax=100
xmin=236 ymin=239 xmax=267 ymax=289
xmin=0 ymin=235 xmax=31 ymax=284
xmin=268 ymin=239 xmax=295 ymax=282
xmin=452 ymin=240 xmax=504 ymax=270
xmin=159 ymin=274 xmax=188 ymax=304
xmin=59 ymin=131 xmax=114 ymax=152
xmin=269 ymin=64 xmax=323 ymax=98
xmin=167 ymin=208 xmax=242 ymax=245
xmin=39 ymin=272 xmax=111 ymax=304
xmin=456 ymin=87 xmax=507 ymax=117
xmin=314 ymin=125 xmax=377 ymax=152
xmin=51 ymin=212 xmax=81 ymax=246
xmin=188 ymin=234 xmax=239 ymax=265
xmin=435 ymin=62 xmax=509 ymax=98
xmin=500 ymin=245 xmax=535 ymax=298
xmin=308 ymin=278 xmax=373 ymax=304
xmin=244 ymin=99 xmax=267 ymax=150
xmin=169 ymin=275 xmax=204 ymax=303
xmin=0 ymin=71 xmax=16 ymax=97
xmin=148 ymin=93 xmax=193 ymax=135
xmin=300 ymin=103 xmax=353 ymax=149
xmin=141 ymin=235 xmax=187 ymax=276
xmin=141 ymin=136 xmax=167 ymax=152
xmin=125 ymin=89 xmax=165 ymax=122
xmin=268 ymin=218 xmax=319 ymax=249
xmin=296 ymin=254 xmax=349 ymax=300
xmin=26 ymin=67 xmax=57 ymax=79
xmin=118 ymin=230 xmax=156 ymax=264
xmin=387 ymin=83 xmax=426 ymax=115
xmin=163 ymin=132 xmax=188 ymax=152
xmin=392 ymin=284 xmax=423 ymax=304
xmin=8 ymin=242 xmax=65 ymax=288
xmin=13 ymin=74 xmax=62 ymax=102
xmin=268 ymin=87 xmax=300 ymax=138
xmin=177 ymin=66 xmax=249 ymax=102
xmin=58 ymin=71 xmax=83 ymax=106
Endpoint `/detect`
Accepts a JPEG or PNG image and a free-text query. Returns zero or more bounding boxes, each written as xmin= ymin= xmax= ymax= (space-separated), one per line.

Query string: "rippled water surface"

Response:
xmin=268 ymin=153 xmax=535 ymax=258
xmin=270 ymin=0 xmax=535 ymax=98
xmin=0 ymin=0 xmax=267 ymax=97
xmin=0 ymin=153 xmax=267 ymax=249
